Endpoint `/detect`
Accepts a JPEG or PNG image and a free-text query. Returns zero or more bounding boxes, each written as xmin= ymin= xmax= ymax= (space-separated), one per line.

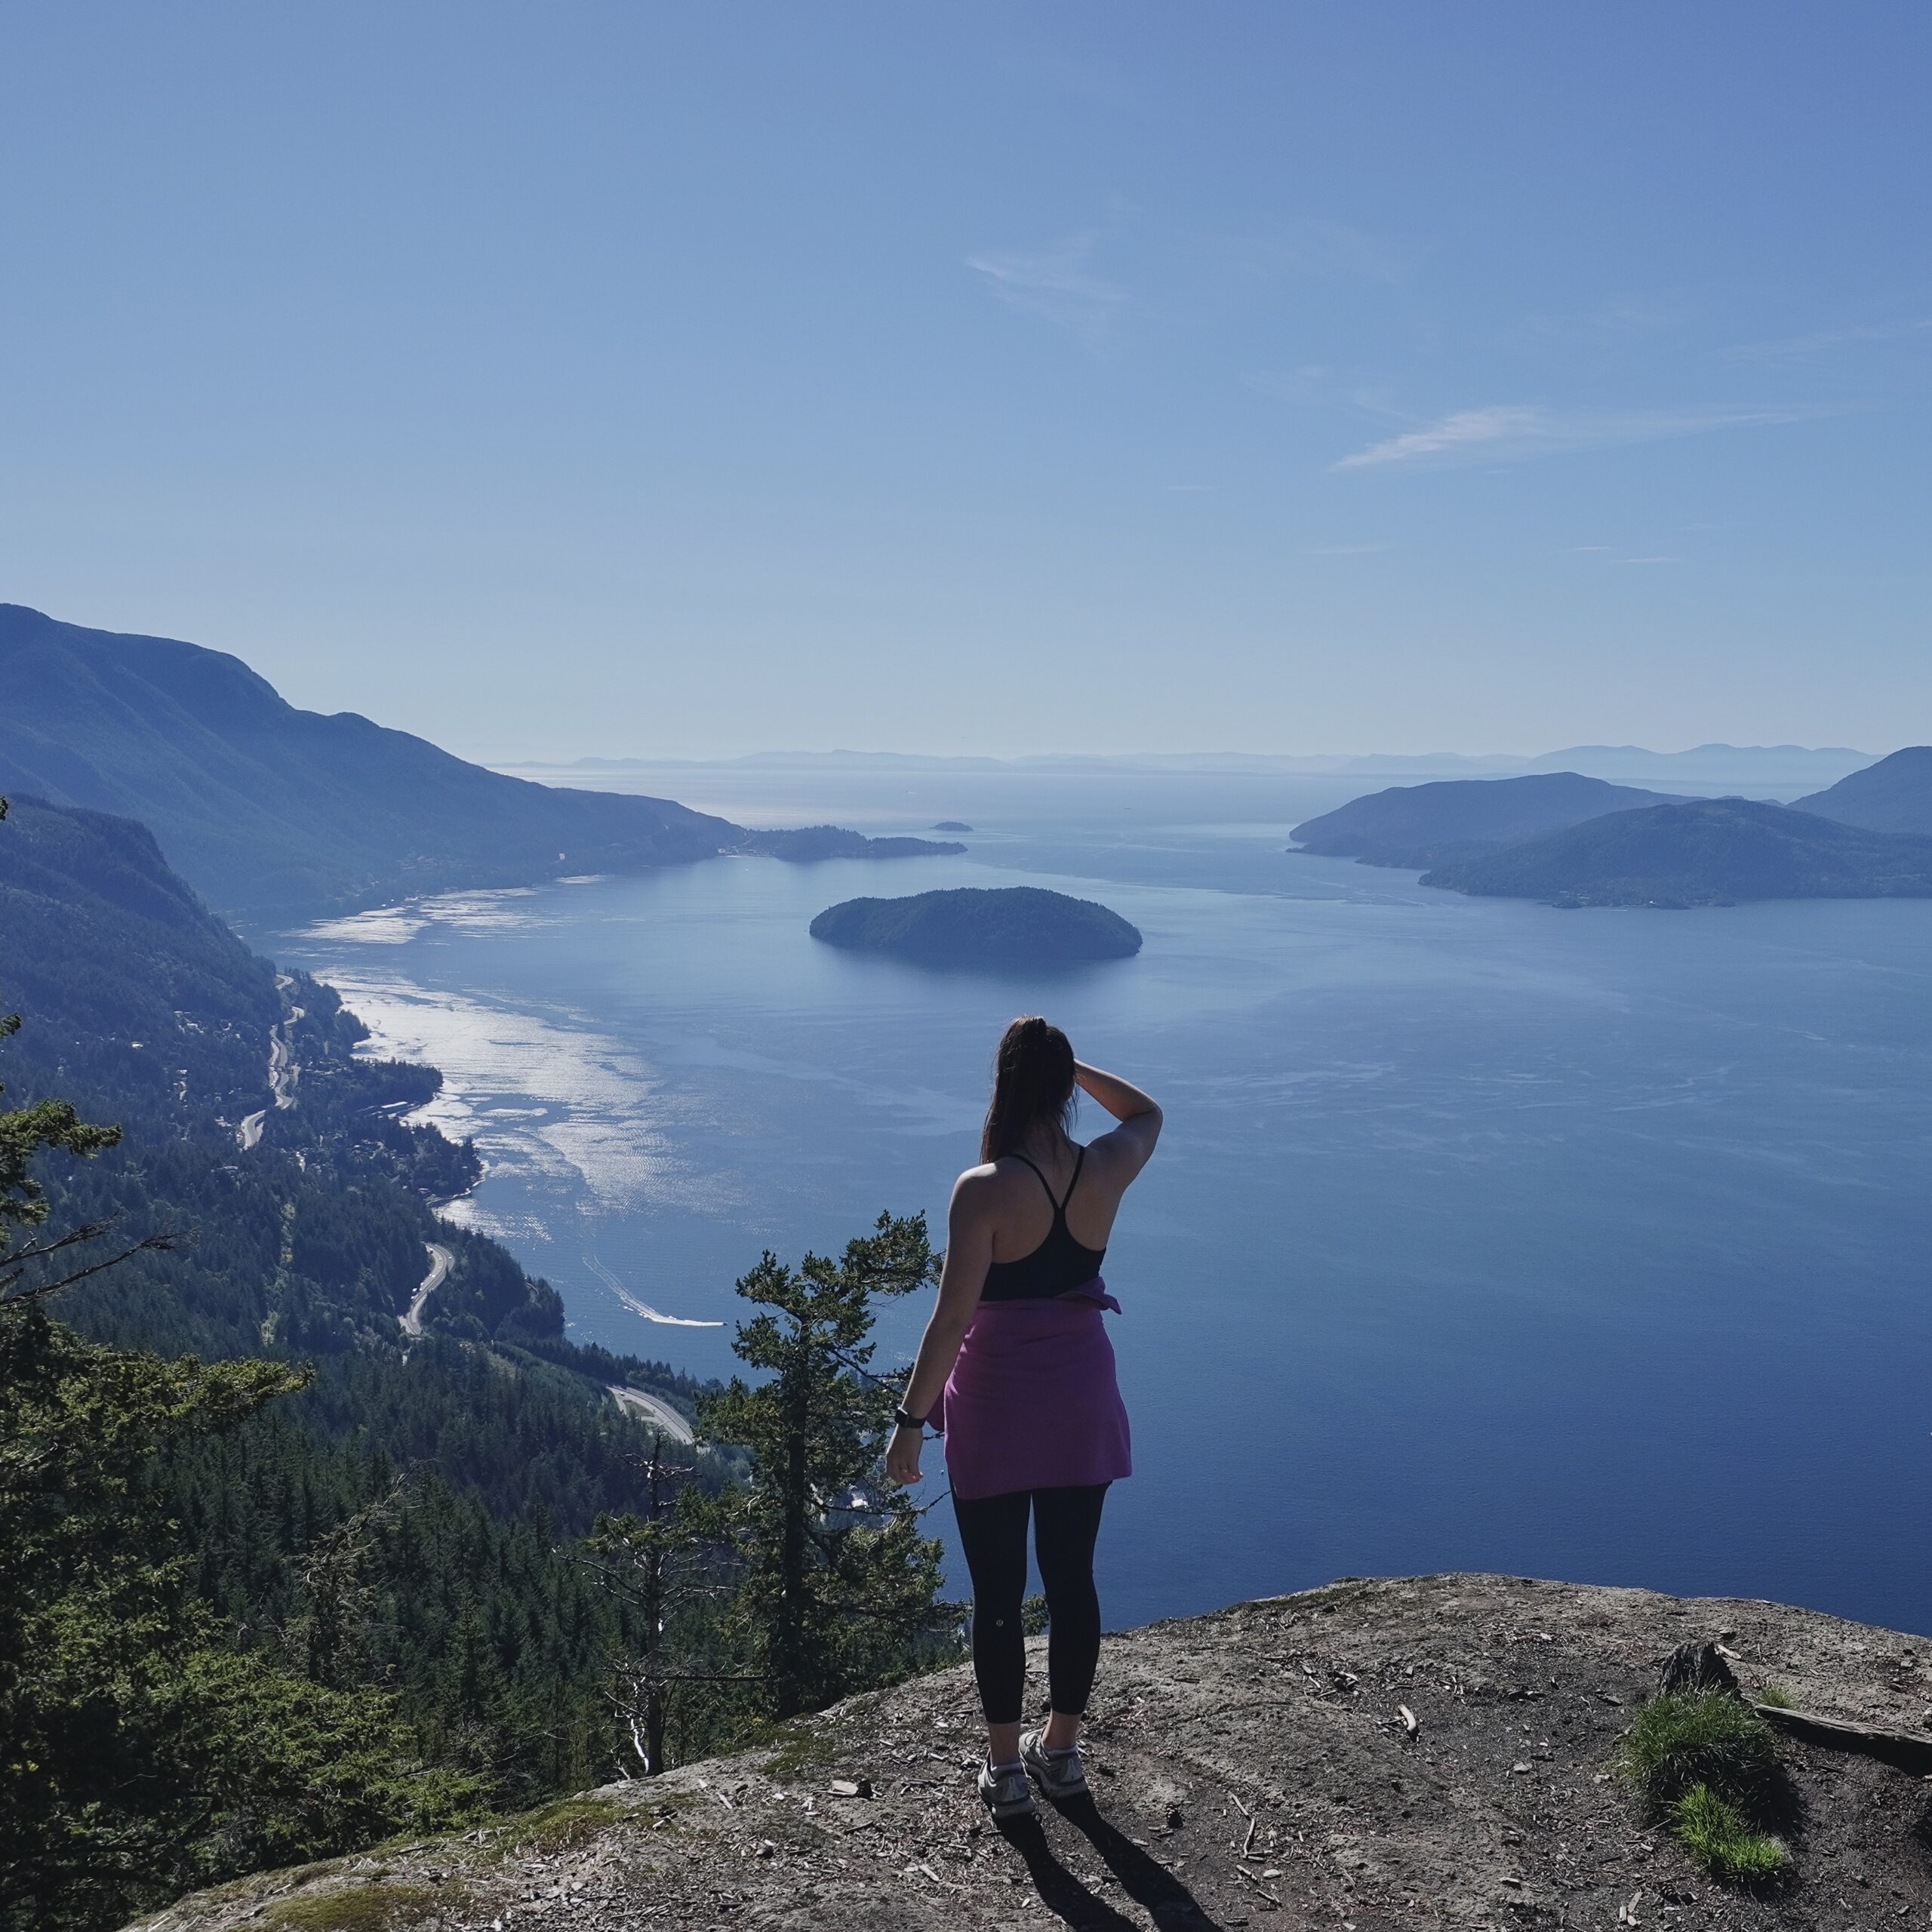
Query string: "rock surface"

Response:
xmin=132 ymin=1573 xmax=1932 ymax=1931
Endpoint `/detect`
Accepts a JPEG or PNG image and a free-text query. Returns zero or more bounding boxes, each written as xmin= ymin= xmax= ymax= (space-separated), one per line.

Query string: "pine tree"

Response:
xmin=699 ymin=1213 xmax=945 ymax=1720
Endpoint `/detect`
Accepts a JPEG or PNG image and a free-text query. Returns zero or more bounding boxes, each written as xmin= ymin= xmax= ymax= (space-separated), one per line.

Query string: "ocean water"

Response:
xmin=278 ymin=768 xmax=1932 ymax=1633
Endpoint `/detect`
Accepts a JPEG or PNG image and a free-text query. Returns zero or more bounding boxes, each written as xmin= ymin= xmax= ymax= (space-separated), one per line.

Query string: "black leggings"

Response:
xmin=952 ymin=1483 xmax=1109 ymax=1727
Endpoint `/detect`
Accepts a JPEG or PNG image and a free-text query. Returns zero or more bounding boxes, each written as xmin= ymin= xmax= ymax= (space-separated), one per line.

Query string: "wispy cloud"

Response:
xmin=965 ymin=232 xmax=1124 ymax=343
xmin=1334 ymin=403 xmax=1816 ymax=471
xmin=1727 ymin=316 xmax=1932 ymax=364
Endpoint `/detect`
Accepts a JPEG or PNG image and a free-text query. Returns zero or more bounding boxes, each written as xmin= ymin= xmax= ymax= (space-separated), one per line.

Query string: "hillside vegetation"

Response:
xmin=0 ymin=795 xmax=738 ymax=1928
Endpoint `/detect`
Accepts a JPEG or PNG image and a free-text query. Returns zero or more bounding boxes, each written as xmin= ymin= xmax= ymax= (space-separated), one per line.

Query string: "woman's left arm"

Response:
xmin=884 ymin=1171 xmax=992 ymax=1485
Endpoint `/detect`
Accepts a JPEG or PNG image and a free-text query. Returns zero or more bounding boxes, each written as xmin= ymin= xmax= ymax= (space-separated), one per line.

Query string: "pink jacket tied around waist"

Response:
xmin=937 ymin=1277 xmax=1132 ymax=1503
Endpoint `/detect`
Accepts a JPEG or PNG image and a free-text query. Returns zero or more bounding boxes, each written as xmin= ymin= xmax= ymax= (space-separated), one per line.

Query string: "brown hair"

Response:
xmin=980 ymin=1015 xmax=1076 ymax=1164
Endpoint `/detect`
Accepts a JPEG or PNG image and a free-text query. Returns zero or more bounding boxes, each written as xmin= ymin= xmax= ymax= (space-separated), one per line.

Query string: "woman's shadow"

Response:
xmin=997 ymin=1795 xmax=1230 ymax=1931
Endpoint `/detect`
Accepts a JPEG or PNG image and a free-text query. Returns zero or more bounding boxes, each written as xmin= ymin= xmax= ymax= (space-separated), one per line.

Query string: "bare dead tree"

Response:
xmin=580 ymin=1429 xmax=749 ymax=1776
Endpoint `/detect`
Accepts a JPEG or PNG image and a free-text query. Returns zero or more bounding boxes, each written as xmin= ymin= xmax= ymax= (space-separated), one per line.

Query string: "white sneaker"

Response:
xmin=977 ymin=1759 xmax=1036 ymax=1820
xmin=1020 ymin=1729 xmax=1089 ymax=1800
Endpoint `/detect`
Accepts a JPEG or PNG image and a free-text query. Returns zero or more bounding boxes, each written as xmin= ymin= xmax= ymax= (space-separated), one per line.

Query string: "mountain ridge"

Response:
xmin=1793 ymin=745 xmax=1932 ymax=835
xmin=0 ymin=606 xmax=960 ymax=926
xmin=1291 ymin=771 xmax=1687 ymax=869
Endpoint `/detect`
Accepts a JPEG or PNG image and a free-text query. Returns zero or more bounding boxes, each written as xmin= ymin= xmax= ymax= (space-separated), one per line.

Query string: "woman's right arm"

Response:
xmin=884 ymin=1170 xmax=992 ymax=1485
xmin=1076 ymin=1060 xmax=1162 ymax=1179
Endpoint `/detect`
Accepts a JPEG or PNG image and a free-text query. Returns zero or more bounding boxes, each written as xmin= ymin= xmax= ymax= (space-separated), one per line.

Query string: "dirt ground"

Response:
xmin=132 ymin=1573 xmax=1932 ymax=1932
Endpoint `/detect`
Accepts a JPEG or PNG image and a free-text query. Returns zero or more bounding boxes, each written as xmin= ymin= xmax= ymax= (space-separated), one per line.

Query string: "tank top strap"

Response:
xmin=1008 ymin=1152 xmax=1061 ymax=1214
xmin=1060 ymin=1146 xmax=1086 ymax=1211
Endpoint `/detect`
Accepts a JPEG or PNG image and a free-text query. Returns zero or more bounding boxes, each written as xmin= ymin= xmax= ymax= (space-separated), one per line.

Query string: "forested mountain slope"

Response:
xmin=0 ymin=605 xmax=966 ymax=925
xmin=0 ymin=603 xmax=736 ymax=923
xmin=1422 ymin=797 xmax=1932 ymax=906
xmin=0 ymin=795 xmax=726 ymax=1921
xmin=1793 ymin=745 xmax=1932 ymax=835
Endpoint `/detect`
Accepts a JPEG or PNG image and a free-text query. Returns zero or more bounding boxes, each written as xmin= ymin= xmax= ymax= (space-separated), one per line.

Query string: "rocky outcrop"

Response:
xmin=131 ymin=1574 xmax=1932 ymax=1930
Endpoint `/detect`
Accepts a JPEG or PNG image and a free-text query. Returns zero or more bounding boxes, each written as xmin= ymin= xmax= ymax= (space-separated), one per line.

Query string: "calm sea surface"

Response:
xmin=277 ymin=766 xmax=1932 ymax=1632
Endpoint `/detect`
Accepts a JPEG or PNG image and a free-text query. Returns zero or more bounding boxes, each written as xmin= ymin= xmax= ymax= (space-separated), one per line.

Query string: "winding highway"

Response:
xmin=400 ymin=1241 xmax=454 ymax=1338
xmin=235 ymin=1003 xmax=304 ymax=1149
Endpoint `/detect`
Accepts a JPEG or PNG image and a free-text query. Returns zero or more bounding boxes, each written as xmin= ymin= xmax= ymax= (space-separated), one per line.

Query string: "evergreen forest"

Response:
xmin=0 ymin=794 xmax=952 ymax=1930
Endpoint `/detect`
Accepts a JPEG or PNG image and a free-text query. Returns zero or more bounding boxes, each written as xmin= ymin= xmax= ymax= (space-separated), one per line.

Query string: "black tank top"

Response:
xmin=980 ymin=1147 xmax=1107 ymax=1301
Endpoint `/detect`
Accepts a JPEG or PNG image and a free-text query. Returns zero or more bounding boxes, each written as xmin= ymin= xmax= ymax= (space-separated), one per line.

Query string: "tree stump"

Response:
xmin=1657 ymin=1641 xmax=1740 ymax=1699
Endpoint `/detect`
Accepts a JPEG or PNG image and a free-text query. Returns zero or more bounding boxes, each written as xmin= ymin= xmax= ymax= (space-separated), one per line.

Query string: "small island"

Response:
xmin=809 ymin=885 xmax=1142 ymax=964
xmin=740 ymin=825 xmax=965 ymax=861
xmin=931 ymin=820 xmax=974 ymax=832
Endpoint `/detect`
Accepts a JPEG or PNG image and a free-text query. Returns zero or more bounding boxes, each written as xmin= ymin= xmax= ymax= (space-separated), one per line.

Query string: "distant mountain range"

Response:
xmin=516 ymin=743 xmax=1876 ymax=789
xmin=1290 ymin=773 xmax=1687 ymax=869
xmin=1518 ymin=743 xmax=1872 ymax=789
xmin=0 ymin=606 xmax=959 ymax=925
xmin=1422 ymin=798 xmax=1932 ymax=908
xmin=809 ymin=887 xmax=1143 ymax=965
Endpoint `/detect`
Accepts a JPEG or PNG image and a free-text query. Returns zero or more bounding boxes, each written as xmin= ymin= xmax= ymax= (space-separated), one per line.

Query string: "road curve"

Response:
xmin=608 ymin=1384 xmax=696 ymax=1444
xmin=400 ymin=1241 xmax=455 ymax=1338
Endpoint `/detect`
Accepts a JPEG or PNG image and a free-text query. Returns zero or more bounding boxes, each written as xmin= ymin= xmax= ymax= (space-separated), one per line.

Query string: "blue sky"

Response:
xmin=2 ymin=4 xmax=1926 ymax=758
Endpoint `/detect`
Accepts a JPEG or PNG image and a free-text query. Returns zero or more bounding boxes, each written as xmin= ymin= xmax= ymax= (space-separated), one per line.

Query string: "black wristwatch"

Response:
xmin=891 ymin=1404 xmax=928 ymax=1432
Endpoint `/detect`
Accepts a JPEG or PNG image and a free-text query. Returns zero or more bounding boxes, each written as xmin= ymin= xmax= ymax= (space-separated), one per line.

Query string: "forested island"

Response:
xmin=931 ymin=819 xmax=974 ymax=832
xmin=810 ymin=884 xmax=1143 ymax=964
xmin=1422 ymin=797 xmax=1932 ymax=906
xmin=1290 ymin=771 xmax=1682 ymax=868
xmin=740 ymin=825 xmax=964 ymax=860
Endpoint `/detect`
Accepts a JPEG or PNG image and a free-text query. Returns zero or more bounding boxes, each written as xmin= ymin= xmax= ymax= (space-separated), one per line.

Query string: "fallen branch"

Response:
xmin=1229 ymin=1789 xmax=1258 ymax=1859
xmin=1234 ymin=1863 xmax=1282 ymax=1906
xmin=1753 ymin=1703 xmax=1932 ymax=1775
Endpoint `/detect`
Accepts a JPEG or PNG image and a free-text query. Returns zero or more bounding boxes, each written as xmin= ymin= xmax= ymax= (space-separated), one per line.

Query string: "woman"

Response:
xmin=885 ymin=1016 xmax=1161 ymax=1820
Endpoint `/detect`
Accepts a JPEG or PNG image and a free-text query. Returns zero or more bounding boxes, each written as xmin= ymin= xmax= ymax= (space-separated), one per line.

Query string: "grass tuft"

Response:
xmin=1670 ymin=1784 xmax=1789 ymax=1884
xmin=1619 ymin=1691 xmax=1782 ymax=1814
xmin=1755 ymin=1680 xmax=1798 ymax=1709
xmin=497 ymin=1794 xmax=627 ymax=1855
xmin=263 ymin=1884 xmax=445 ymax=1931
xmin=757 ymin=1718 xmax=840 ymax=1781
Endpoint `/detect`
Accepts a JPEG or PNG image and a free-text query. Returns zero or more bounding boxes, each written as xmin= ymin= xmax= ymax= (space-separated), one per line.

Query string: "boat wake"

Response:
xmin=583 ymin=1253 xmax=723 ymax=1327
